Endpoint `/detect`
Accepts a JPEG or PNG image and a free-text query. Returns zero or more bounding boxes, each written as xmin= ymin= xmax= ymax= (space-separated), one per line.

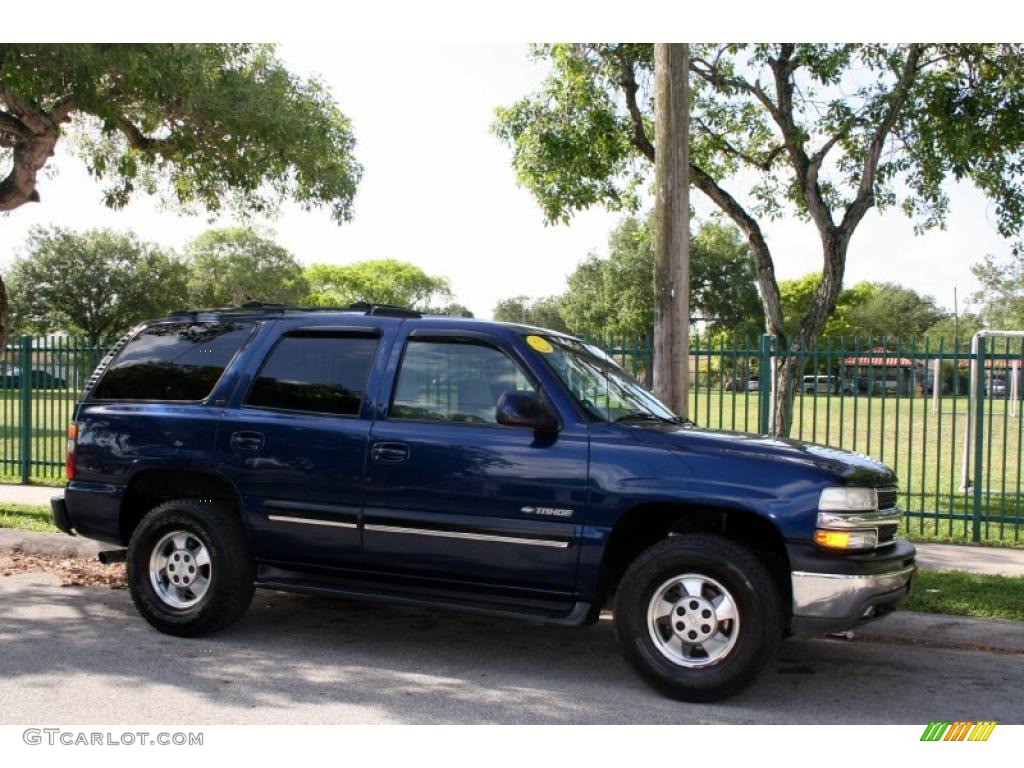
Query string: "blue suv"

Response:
xmin=51 ymin=303 xmax=915 ymax=701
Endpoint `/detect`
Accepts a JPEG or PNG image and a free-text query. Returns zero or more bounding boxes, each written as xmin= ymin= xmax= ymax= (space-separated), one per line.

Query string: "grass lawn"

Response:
xmin=904 ymin=569 xmax=1024 ymax=621
xmin=0 ymin=503 xmax=57 ymax=533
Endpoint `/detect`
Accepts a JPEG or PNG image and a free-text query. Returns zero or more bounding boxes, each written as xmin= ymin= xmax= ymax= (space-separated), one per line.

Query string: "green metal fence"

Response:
xmin=2 ymin=332 xmax=1022 ymax=544
xmin=0 ymin=336 xmax=106 ymax=483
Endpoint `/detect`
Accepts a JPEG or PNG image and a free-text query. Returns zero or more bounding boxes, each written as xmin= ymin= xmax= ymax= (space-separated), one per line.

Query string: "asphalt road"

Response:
xmin=1 ymin=572 xmax=1021 ymax=725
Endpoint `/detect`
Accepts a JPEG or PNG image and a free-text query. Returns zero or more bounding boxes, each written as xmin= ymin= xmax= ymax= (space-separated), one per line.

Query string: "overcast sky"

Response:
xmin=0 ymin=43 xmax=1013 ymax=318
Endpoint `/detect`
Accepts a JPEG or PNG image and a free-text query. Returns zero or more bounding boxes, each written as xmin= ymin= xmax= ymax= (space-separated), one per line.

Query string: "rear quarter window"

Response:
xmin=90 ymin=321 xmax=255 ymax=401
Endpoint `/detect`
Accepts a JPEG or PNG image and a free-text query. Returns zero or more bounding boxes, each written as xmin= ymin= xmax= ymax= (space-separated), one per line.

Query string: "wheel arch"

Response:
xmin=596 ymin=502 xmax=791 ymax=613
xmin=119 ymin=468 xmax=245 ymax=546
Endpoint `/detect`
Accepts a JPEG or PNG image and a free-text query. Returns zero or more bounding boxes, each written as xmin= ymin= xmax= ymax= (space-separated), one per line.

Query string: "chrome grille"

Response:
xmin=877 ymin=486 xmax=899 ymax=510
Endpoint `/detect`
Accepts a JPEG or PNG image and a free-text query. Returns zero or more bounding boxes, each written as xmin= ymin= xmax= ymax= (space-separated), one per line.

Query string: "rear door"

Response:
xmin=216 ymin=324 xmax=390 ymax=569
xmin=361 ymin=328 xmax=589 ymax=595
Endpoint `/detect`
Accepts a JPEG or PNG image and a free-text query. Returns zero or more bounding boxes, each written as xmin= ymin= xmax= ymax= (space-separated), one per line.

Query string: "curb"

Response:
xmin=0 ymin=528 xmax=106 ymax=559
xmin=846 ymin=610 xmax=1024 ymax=655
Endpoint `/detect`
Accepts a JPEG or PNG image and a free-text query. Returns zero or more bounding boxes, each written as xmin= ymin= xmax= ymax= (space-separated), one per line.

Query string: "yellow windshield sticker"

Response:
xmin=526 ymin=335 xmax=554 ymax=354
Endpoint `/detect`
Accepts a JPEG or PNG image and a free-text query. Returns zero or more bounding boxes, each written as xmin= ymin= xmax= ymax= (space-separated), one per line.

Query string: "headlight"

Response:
xmin=818 ymin=487 xmax=877 ymax=512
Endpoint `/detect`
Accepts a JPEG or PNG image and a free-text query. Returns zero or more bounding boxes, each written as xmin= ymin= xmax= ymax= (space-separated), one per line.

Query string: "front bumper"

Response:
xmin=787 ymin=538 xmax=916 ymax=634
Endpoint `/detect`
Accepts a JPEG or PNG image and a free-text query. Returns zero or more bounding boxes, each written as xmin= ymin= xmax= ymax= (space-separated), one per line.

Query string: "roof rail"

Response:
xmin=166 ymin=301 xmax=422 ymax=319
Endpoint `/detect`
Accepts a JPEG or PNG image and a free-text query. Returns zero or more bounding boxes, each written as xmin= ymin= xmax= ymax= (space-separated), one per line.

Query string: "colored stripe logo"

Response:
xmin=920 ymin=721 xmax=997 ymax=741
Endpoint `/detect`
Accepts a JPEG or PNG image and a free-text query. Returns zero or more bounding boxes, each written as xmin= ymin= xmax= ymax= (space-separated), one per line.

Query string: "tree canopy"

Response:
xmin=0 ymin=43 xmax=363 ymax=343
xmin=7 ymin=226 xmax=188 ymax=344
xmin=556 ymin=215 xmax=762 ymax=341
xmin=971 ymin=251 xmax=1024 ymax=329
xmin=779 ymin=275 xmax=946 ymax=341
xmin=494 ymin=43 xmax=1024 ymax=433
xmin=492 ymin=295 xmax=569 ymax=332
xmin=185 ymin=228 xmax=308 ymax=308
xmin=303 ymin=259 xmax=452 ymax=310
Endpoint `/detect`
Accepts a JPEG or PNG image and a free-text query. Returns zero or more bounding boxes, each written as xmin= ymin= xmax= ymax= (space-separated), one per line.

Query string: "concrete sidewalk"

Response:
xmin=2 ymin=482 xmax=1023 ymax=576
xmin=0 ymin=483 xmax=59 ymax=507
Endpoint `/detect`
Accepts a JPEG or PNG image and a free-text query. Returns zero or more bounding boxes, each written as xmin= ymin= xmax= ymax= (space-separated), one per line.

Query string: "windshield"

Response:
xmin=527 ymin=334 xmax=683 ymax=424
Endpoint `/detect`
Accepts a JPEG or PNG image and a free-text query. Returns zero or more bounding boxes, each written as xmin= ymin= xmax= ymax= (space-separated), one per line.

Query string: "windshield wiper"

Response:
xmin=614 ymin=411 xmax=679 ymax=424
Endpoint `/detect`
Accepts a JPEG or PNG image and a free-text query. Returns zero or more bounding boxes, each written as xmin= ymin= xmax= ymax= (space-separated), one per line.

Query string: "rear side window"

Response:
xmin=246 ymin=334 xmax=379 ymax=416
xmin=91 ymin=322 xmax=254 ymax=401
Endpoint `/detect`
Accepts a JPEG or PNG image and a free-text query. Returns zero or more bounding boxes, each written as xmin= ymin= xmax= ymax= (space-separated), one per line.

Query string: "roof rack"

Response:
xmin=166 ymin=301 xmax=422 ymax=319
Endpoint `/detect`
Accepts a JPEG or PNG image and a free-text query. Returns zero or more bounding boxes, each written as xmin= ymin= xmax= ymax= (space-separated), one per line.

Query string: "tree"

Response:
xmin=0 ymin=44 xmax=363 ymax=343
xmin=843 ymin=283 xmax=945 ymax=339
xmin=494 ymin=44 xmax=1024 ymax=434
xmin=185 ymin=228 xmax=308 ymax=307
xmin=7 ymin=226 xmax=187 ymax=344
xmin=427 ymin=302 xmax=475 ymax=318
xmin=557 ymin=215 xmax=761 ymax=341
xmin=492 ymin=295 xmax=568 ymax=331
xmin=971 ymin=251 xmax=1024 ymax=329
xmin=303 ymin=260 xmax=452 ymax=310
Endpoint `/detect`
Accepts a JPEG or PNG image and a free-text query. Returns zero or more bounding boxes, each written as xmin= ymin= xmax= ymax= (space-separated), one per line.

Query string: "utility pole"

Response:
xmin=653 ymin=43 xmax=691 ymax=418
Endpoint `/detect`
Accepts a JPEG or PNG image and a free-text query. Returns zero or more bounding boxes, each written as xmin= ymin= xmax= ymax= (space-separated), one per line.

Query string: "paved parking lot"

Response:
xmin=0 ymin=572 xmax=1021 ymax=725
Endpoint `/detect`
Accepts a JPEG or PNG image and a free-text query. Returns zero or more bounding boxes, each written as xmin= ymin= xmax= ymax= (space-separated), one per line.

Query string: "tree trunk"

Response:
xmin=771 ymin=235 xmax=850 ymax=436
xmin=652 ymin=43 xmax=690 ymax=418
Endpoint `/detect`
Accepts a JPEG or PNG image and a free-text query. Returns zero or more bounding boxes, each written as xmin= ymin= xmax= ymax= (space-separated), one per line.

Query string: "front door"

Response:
xmin=362 ymin=331 xmax=588 ymax=595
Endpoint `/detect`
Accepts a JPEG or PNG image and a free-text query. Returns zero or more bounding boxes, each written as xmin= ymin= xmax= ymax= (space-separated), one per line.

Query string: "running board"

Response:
xmin=255 ymin=568 xmax=591 ymax=626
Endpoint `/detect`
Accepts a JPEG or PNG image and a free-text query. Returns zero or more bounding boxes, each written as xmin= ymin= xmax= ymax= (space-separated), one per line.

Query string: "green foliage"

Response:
xmin=493 ymin=295 xmax=569 ymax=332
xmin=427 ymin=303 xmax=475 ymax=318
xmin=0 ymin=44 xmax=361 ymax=221
xmin=924 ymin=312 xmax=985 ymax=346
xmin=492 ymin=45 xmax=644 ymax=223
xmin=185 ymin=228 xmax=307 ymax=308
xmin=970 ymin=251 xmax=1024 ymax=329
xmin=557 ymin=214 xmax=761 ymax=340
xmin=7 ymin=226 xmax=188 ymax=343
xmin=779 ymin=275 xmax=946 ymax=341
xmin=494 ymin=44 xmax=1024 ymax=238
xmin=303 ymin=259 xmax=452 ymax=310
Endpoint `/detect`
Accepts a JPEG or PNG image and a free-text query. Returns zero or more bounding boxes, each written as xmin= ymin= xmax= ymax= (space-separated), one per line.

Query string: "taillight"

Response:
xmin=66 ymin=422 xmax=77 ymax=481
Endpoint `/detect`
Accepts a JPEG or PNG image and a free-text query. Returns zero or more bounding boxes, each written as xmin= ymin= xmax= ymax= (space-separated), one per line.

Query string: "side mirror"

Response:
xmin=496 ymin=391 xmax=559 ymax=433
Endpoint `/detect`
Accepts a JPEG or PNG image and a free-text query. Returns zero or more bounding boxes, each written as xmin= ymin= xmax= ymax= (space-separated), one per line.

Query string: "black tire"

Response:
xmin=613 ymin=533 xmax=782 ymax=702
xmin=127 ymin=499 xmax=255 ymax=637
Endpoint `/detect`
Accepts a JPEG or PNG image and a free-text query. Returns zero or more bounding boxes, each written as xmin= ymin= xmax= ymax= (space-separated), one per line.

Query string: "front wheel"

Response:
xmin=127 ymin=499 xmax=255 ymax=637
xmin=614 ymin=534 xmax=782 ymax=701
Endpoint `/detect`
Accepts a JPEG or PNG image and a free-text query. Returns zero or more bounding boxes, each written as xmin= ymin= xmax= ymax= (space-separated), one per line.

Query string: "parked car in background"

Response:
xmin=0 ymin=367 xmax=68 ymax=389
xmin=987 ymin=376 xmax=1008 ymax=398
xmin=725 ymin=375 xmax=763 ymax=392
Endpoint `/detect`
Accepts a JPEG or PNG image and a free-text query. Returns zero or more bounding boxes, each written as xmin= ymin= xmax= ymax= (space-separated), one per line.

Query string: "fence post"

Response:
xmin=972 ymin=336 xmax=986 ymax=544
xmin=19 ymin=335 xmax=31 ymax=484
xmin=758 ymin=334 xmax=773 ymax=434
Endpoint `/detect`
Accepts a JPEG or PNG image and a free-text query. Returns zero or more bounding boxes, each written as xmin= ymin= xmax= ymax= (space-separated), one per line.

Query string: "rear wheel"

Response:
xmin=127 ymin=499 xmax=255 ymax=637
xmin=614 ymin=534 xmax=782 ymax=701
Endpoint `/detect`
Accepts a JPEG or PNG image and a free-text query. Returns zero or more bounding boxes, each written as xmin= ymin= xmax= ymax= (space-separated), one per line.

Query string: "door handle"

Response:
xmin=372 ymin=442 xmax=410 ymax=463
xmin=231 ymin=431 xmax=265 ymax=452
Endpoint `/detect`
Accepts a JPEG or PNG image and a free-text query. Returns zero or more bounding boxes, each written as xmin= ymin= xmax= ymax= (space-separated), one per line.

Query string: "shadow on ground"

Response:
xmin=0 ymin=574 xmax=1020 ymax=724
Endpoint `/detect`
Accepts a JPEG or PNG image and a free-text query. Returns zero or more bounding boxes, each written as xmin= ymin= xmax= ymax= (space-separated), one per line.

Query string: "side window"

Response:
xmin=391 ymin=339 xmax=535 ymax=424
xmin=246 ymin=334 xmax=379 ymax=416
xmin=91 ymin=321 xmax=254 ymax=401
